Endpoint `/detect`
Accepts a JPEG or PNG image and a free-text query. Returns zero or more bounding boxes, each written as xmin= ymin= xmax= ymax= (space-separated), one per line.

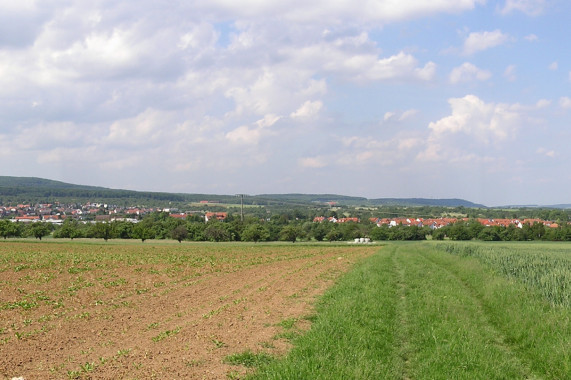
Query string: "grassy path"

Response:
xmin=250 ymin=243 xmax=570 ymax=379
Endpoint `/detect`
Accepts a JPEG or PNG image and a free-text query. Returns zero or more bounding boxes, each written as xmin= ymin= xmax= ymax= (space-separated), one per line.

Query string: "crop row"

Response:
xmin=438 ymin=242 xmax=571 ymax=308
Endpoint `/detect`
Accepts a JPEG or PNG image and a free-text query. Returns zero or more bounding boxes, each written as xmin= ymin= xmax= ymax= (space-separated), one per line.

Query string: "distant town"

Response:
xmin=1 ymin=201 xmax=565 ymax=229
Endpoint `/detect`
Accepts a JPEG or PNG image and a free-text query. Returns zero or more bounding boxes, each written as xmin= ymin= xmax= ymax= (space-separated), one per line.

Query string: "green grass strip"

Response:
xmin=250 ymin=242 xmax=570 ymax=379
xmin=250 ymin=245 xmax=401 ymax=379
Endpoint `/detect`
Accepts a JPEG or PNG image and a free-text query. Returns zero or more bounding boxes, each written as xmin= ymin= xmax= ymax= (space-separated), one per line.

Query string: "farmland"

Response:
xmin=0 ymin=240 xmax=377 ymax=379
xmin=1 ymin=240 xmax=570 ymax=379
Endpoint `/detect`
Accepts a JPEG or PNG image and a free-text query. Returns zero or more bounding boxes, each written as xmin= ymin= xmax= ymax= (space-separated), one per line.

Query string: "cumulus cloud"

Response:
xmin=0 ymin=1 xmax=54 ymax=48
xmin=290 ymin=100 xmax=323 ymax=120
xmin=383 ymin=112 xmax=396 ymax=122
xmin=463 ymin=30 xmax=510 ymax=55
xmin=536 ymin=147 xmax=556 ymax=158
xmin=105 ymin=109 xmax=170 ymax=146
xmin=499 ymin=0 xmax=545 ymax=16
xmin=428 ymin=95 xmax=520 ymax=142
xmin=383 ymin=109 xmax=418 ymax=122
xmin=334 ymin=134 xmax=422 ymax=166
xmin=225 ymin=125 xmax=262 ymax=144
xmin=197 ymin=0 xmax=486 ymax=24
xmin=293 ymin=43 xmax=436 ymax=83
xmin=225 ymin=113 xmax=280 ymax=144
xmin=560 ymin=97 xmax=571 ymax=109
xmin=298 ymin=156 xmax=328 ymax=168
xmin=524 ymin=34 xmax=538 ymax=42
xmin=504 ymin=65 xmax=517 ymax=81
xmin=449 ymin=62 xmax=492 ymax=84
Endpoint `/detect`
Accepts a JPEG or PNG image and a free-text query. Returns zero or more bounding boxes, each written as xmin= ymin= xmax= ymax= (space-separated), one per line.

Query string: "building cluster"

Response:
xmin=0 ymin=203 xmax=225 ymax=224
xmin=312 ymin=216 xmax=561 ymax=229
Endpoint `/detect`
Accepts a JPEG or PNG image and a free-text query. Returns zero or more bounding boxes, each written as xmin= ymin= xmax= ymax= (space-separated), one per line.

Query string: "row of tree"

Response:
xmin=2 ymin=213 xmax=571 ymax=242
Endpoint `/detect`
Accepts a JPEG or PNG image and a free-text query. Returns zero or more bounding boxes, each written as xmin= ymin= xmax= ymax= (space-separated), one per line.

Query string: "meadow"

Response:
xmin=251 ymin=241 xmax=570 ymax=379
xmin=1 ymin=240 xmax=569 ymax=379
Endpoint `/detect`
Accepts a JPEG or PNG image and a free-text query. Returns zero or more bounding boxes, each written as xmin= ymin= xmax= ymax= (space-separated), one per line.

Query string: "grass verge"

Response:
xmin=249 ymin=242 xmax=570 ymax=379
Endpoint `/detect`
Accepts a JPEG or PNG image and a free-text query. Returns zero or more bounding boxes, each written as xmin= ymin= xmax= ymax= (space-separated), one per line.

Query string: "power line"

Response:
xmin=236 ymin=194 xmax=247 ymax=222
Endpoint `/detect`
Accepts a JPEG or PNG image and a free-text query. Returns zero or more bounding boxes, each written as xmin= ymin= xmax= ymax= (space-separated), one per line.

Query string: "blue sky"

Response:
xmin=0 ymin=0 xmax=569 ymax=206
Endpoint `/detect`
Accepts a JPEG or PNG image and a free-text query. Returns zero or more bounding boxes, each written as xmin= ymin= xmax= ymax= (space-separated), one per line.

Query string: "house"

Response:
xmin=14 ymin=216 xmax=40 ymax=223
xmin=205 ymin=212 xmax=227 ymax=222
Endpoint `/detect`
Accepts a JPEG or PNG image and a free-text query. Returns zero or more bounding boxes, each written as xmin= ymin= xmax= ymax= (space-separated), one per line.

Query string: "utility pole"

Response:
xmin=236 ymin=194 xmax=246 ymax=222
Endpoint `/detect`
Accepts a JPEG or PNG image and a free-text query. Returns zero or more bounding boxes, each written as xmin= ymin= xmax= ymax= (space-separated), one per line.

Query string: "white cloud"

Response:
xmin=225 ymin=125 xmax=262 ymax=144
xmin=449 ymin=62 xmax=492 ymax=84
xmin=524 ymin=34 xmax=538 ymax=42
xmin=383 ymin=112 xmax=396 ymax=122
xmin=299 ymin=156 xmax=327 ymax=168
xmin=399 ymin=109 xmax=419 ymax=121
xmin=463 ymin=30 xmax=510 ymax=55
xmin=290 ymin=100 xmax=323 ymax=120
xmin=255 ymin=114 xmax=281 ymax=128
xmin=383 ymin=109 xmax=418 ymax=122
xmin=536 ymin=147 xmax=556 ymax=158
xmin=105 ymin=109 xmax=170 ymax=146
xmin=197 ymin=0 xmax=486 ymax=24
xmin=310 ymin=47 xmax=436 ymax=82
xmin=560 ymin=97 xmax=571 ymax=109
xmin=225 ymin=113 xmax=280 ymax=145
xmin=334 ymin=134 xmax=422 ymax=166
xmin=504 ymin=64 xmax=516 ymax=81
xmin=548 ymin=61 xmax=558 ymax=70
xmin=499 ymin=0 xmax=545 ymax=16
xmin=427 ymin=94 xmax=521 ymax=144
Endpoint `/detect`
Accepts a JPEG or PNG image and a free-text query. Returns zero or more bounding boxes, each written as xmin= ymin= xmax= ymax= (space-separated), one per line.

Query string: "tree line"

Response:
xmin=2 ymin=211 xmax=571 ymax=243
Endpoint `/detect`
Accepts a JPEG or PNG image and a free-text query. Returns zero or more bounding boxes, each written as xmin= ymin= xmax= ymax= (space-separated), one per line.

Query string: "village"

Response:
xmin=314 ymin=216 xmax=562 ymax=229
xmin=0 ymin=201 xmax=564 ymax=232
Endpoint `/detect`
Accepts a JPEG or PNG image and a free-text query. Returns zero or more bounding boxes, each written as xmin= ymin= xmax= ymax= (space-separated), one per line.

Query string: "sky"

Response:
xmin=0 ymin=0 xmax=570 ymax=207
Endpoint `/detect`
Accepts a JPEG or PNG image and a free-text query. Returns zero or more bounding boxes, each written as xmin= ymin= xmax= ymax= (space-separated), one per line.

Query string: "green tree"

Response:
xmin=241 ymin=223 xmax=270 ymax=243
xmin=204 ymin=220 xmax=231 ymax=242
xmin=54 ymin=219 xmax=81 ymax=239
xmin=280 ymin=225 xmax=303 ymax=243
xmin=132 ymin=223 xmax=156 ymax=242
xmin=171 ymin=225 xmax=188 ymax=243
xmin=530 ymin=222 xmax=546 ymax=240
xmin=187 ymin=222 xmax=206 ymax=241
xmin=478 ymin=227 xmax=501 ymax=241
xmin=311 ymin=222 xmax=331 ymax=242
xmin=92 ymin=222 xmax=113 ymax=242
xmin=431 ymin=228 xmax=446 ymax=240
xmin=28 ymin=222 xmax=52 ymax=241
xmin=448 ymin=222 xmax=472 ymax=241
xmin=370 ymin=225 xmax=389 ymax=241
xmin=0 ymin=220 xmax=15 ymax=239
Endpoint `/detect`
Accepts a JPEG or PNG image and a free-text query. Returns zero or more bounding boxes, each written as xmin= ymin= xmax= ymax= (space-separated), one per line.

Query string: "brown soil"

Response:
xmin=0 ymin=241 xmax=377 ymax=379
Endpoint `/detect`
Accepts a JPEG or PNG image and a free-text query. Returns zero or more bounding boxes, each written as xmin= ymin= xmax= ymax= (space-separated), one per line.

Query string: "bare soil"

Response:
xmin=0 ymin=241 xmax=377 ymax=379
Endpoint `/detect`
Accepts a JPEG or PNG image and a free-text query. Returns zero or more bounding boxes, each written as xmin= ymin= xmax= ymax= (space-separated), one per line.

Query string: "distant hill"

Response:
xmin=0 ymin=176 xmax=484 ymax=208
xmin=0 ymin=176 xmax=107 ymax=190
xmin=253 ymin=194 xmax=484 ymax=208
xmin=368 ymin=198 xmax=486 ymax=208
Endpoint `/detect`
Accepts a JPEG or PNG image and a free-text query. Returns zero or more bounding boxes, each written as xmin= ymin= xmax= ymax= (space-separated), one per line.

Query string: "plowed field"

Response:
xmin=0 ymin=241 xmax=377 ymax=379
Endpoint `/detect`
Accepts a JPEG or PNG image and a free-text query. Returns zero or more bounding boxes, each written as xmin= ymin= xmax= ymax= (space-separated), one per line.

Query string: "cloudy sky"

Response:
xmin=1 ymin=0 xmax=570 ymax=206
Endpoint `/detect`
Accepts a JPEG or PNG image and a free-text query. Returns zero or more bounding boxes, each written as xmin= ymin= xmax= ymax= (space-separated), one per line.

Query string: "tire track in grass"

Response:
xmin=422 ymin=245 xmax=567 ymax=380
xmin=397 ymin=243 xmax=534 ymax=379
xmin=417 ymin=246 xmax=540 ymax=380
xmin=392 ymin=245 xmax=412 ymax=380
